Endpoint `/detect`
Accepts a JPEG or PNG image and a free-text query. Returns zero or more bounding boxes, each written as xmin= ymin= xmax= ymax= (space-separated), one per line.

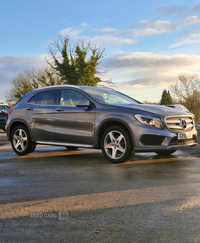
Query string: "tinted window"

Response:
xmin=60 ymin=90 xmax=88 ymax=106
xmin=28 ymin=94 xmax=38 ymax=104
xmin=37 ymin=90 xmax=57 ymax=105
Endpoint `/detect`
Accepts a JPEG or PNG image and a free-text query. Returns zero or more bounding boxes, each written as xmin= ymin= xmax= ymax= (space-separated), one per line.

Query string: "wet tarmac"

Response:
xmin=0 ymin=131 xmax=200 ymax=242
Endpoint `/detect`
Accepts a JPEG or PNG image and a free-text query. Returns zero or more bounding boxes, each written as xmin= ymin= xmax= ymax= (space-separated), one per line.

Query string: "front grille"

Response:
xmin=165 ymin=116 xmax=194 ymax=132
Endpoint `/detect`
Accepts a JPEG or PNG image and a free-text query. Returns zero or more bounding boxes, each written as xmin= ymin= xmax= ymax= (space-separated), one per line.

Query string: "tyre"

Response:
xmin=101 ymin=126 xmax=135 ymax=163
xmin=11 ymin=125 xmax=36 ymax=155
xmin=155 ymin=150 xmax=177 ymax=156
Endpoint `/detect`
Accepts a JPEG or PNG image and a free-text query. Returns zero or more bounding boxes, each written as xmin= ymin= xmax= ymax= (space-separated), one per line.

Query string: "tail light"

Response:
xmin=8 ymin=108 xmax=13 ymax=117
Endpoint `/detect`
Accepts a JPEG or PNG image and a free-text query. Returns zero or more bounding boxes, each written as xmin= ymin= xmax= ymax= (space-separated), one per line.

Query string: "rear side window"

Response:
xmin=28 ymin=94 xmax=38 ymax=104
xmin=36 ymin=90 xmax=57 ymax=105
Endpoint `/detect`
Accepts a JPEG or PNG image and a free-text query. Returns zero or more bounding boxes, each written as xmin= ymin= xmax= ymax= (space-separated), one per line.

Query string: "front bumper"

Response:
xmin=129 ymin=121 xmax=197 ymax=153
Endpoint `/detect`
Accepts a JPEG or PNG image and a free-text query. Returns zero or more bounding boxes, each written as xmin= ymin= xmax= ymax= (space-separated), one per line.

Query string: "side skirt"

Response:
xmin=36 ymin=141 xmax=93 ymax=148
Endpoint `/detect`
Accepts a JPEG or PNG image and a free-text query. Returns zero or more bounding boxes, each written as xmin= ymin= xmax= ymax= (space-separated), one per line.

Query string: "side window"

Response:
xmin=37 ymin=90 xmax=57 ymax=105
xmin=60 ymin=90 xmax=88 ymax=106
xmin=28 ymin=94 xmax=38 ymax=104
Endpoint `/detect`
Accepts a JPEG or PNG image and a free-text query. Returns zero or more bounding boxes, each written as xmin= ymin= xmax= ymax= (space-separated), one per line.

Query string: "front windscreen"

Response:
xmin=83 ymin=88 xmax=140 ymax=105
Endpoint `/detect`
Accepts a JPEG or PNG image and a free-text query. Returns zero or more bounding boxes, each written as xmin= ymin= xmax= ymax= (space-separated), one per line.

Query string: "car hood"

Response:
xmin=105 ymin=103 xmax=191 ymax=117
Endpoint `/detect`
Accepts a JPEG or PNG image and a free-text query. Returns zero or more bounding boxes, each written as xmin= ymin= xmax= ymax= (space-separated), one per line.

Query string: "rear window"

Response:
xmin=28 ymin=90 xmax=57 ymax=105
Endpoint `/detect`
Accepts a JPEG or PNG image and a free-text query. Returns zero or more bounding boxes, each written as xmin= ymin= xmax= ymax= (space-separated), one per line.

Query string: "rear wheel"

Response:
xmin=11 ymin=125 xmax=36 ymax=155
xmin=101 ymin=126 xmax=135 ymax=163
xmin=155 ymin=150 xmax=177 ymax=156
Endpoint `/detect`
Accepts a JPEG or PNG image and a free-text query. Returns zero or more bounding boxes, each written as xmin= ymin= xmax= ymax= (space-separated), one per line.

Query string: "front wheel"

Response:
xmin=101 ymin=126 xmax=135 ymax=163
xmin=11 ymin=125 xmax=36 ymax=155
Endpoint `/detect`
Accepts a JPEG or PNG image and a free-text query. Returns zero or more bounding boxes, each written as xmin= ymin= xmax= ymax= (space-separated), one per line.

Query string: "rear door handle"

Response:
xmin=56 ymin=108 xmax=64 ymax=112
xmin=27 ymin=107 xmax=33 ymax=110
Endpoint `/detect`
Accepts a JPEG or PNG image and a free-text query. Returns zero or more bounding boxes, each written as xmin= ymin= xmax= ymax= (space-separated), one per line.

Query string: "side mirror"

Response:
xmin=76 ymin=100 xmax=91 ymax=108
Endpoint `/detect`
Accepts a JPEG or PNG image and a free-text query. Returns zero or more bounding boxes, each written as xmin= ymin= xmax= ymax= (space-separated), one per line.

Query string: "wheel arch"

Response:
xmin=96 ymin=119 xmax=135 ymax=149
xmin=8 ymin=120 xmax=33 ymax=141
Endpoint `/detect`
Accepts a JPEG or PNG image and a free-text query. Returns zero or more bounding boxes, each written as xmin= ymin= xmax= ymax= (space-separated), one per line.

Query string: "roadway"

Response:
xmin=0 ymin=131 xmax=200 ymax=242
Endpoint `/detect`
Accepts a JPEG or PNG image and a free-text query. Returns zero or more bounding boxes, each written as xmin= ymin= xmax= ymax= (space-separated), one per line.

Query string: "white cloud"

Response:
xmin=100 ymin=27 xmax=118 ymax=33
xmin=89 ymin=35 xmax=136 ymax=45
xmin=101 ymin=52 xmax=200 ymax=70
xmin=180 ymin=16 xmax=200 ymax=26
xmin=0 ymin=55 xmax=46 ymax=67
xmin=169 ymin=29 xmax=200 ymax=49
xmin=99 ymin=52 xmax=200 ymax=101
xmin=146 ymin=20 xmax=176 ymax=30
xmin=169 ymin=38 xmax=200 ymax=48
xmin=121 ymin=84 xmax=148 ymax=90
xmin=191 ymin=32 xmax=200 ymax=38
xmin=138 ymin=19 xmax=150 ymax=24
xmin=131 ymin=28 xmax=167 ymax=37
xmin=58 ymin=28 xmax=84 ymax=40
xmin=81 ymin=22 xmax=89 ymax=28
xmin=96 ymin=27 xmax=166 ymax=38
xmin=58 ymin=19 xmax=175 ymax=48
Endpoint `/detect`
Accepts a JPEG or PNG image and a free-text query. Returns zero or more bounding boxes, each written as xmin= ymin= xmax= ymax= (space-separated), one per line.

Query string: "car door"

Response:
xmin=54 ymin=89 xmax=96 ymax=145
xmin=23 ymin=89 xmax=57 ymax=141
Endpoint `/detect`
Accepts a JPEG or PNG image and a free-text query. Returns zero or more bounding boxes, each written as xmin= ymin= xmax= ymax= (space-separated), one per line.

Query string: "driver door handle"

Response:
xmin=56 ymin=108 xmax=64 ymax=112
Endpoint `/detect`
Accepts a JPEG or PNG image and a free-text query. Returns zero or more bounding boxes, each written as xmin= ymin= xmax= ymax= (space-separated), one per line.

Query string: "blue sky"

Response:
xmin=1 ymin=0 xmax=200 ymax=102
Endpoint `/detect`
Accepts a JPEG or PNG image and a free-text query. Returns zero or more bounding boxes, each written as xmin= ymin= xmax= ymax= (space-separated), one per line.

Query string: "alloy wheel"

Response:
xmin=104 ymin=130 xmax=126 ymax=160
xmin=13 ymin=128 xmax=28 ymax=153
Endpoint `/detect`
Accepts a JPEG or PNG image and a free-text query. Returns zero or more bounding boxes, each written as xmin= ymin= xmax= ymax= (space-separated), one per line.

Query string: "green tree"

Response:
xmin=5 ymin=67 xmax=61 ymax=106
xmin=46 ymin=35 xmax=106 ymax=86
xmin=160 ymin=89 xmax=173 ymax=105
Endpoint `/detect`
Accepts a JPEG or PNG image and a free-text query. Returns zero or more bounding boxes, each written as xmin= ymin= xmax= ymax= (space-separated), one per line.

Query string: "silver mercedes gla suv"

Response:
xmin=6 ymin=85 xmax=197 ymax=163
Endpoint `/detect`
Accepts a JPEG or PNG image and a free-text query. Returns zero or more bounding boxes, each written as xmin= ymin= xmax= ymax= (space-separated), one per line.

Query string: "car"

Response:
xmin=0 ymin=103 xmax=10 ymax=131
xmin=0 ymin=110 xmax=8 ymax=131
xmin=196 ymin=121 xmax=200 ymax=127
xmin=6 ymin=85 xmax=198 ymax=163
xmin=0 ymin=103 xmax=10 ymax=113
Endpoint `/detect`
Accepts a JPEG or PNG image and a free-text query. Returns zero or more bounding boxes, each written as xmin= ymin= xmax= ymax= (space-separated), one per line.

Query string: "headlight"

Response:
xmin=135 ymin=114 xmax=163 ymax=128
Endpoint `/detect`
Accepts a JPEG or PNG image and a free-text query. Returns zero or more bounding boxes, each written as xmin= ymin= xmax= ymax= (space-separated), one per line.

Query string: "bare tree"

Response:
xmin=5 ymin=67 xmax=61 ymax=106
xmin=170 ymin=74 xmax=200 ymax=121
